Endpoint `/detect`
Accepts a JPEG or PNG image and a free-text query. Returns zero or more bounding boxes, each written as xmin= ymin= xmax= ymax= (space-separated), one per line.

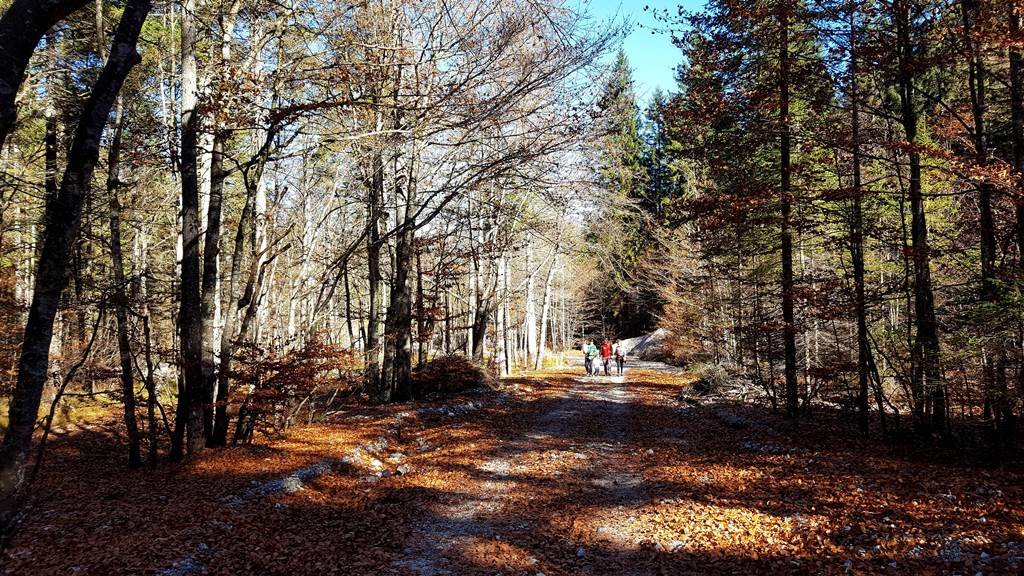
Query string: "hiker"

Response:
xmin=600 ymin=339 xmax=612 ymax=376
xmin=613 ymin=339 xmax=625 ymax=376
xmin=581 ymin=340 xmax=591 ymax=375
xmin=584 ymin=339 xmax=599 ymax=376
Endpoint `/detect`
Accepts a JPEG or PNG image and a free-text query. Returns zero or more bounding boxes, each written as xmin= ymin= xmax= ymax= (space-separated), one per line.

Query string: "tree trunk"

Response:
xmin=201 ymin=2 xmax=240 ymax=446
xmin=386 ymin=168 xmax=416 ymax=402
xmin=779 ymin=5 xmax=799 ymax=418
xmin=172 ymin=0 xmax=206 ymax=459
xmin=209 ymin=174 xmax=254 ymax=447
xmin=848 ymin=6 xmax=874 ymax=435
xmin=415 ymin=248 xmax=429 ymax=365
xmin=496 ymin=256 xmax=509 ymax=376
xmin=142 ymin=311 xmax=159 ymax=465
xmin=444 ymin=291 xmax=452 ymax=355
xmin=106 ymin=98 xmax=142 ymax=469
xmin=0 ymin=0 xmax=92 ymax=149
xmin=0 ymin=0 xmax=151 ymax=534
xmin=1009 ymin=3 xmax=1024 ymax=449
xmin=365 ymin=151 xmax=384 ymax=402
xmin=200 ymin=133 xmax=225 ymax=444
xmin=535 ymin=252 xmax=558 ymax=371
xmin=1013 ymin=8 xmax=1024 ymax=262
xmin=466 ymin=266 xmax=476 ymax=357
xmin=344 ymin=264 xmax=356 ymax=348
xmin=895 ymin=0 xmax=943 ymax=434
xmin=44 ymin=106 xmax=58 ymax=211
xmin=472 ymin=303 xmax=490 ymax=362
xmin=524 ymin=239 xmax=538 ymax=366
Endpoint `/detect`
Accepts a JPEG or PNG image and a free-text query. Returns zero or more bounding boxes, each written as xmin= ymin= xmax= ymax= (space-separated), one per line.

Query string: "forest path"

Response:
xmin=390 ymin=364 xmax=680 ymax=575
xmin=6 ymin=362 xmax=1024 ymax=575
xmin=385 ymin=362 xmax=1024 ymax=574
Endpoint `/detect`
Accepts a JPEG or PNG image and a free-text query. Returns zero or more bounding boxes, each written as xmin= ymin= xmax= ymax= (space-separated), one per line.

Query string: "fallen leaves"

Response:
xmin=2 ymin=364 xmax=1022 ymax=575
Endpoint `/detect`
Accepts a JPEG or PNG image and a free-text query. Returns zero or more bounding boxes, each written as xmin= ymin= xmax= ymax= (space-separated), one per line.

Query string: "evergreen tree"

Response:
xmin=640 ymin=89 xmax=675 ymax=219
xmin=583 ymin=49 xmax=660 ymax=337
xmin=596 ymin=49 xmax=646 ymax=203
xmin=664 ymin=0 xmax=832 ymax=415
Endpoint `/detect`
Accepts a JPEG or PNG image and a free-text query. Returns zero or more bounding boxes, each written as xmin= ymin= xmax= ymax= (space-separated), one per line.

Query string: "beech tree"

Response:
xmin=0 ymin=0 xmax=611 ymax=541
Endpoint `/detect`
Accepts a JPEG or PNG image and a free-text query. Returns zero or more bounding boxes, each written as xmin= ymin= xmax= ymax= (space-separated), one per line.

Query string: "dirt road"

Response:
xmin=5 ymin=364 xmax=1023 ymax=575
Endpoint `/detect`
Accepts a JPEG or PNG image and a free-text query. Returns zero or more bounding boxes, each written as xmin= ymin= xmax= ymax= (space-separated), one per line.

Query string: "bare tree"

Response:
xmin=0 ymin=0 xmax=153 ymax=535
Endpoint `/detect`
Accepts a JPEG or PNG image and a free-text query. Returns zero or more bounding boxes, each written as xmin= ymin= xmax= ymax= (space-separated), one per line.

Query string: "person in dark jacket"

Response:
xmin=612 ymin=339 xmax=625 ymax=376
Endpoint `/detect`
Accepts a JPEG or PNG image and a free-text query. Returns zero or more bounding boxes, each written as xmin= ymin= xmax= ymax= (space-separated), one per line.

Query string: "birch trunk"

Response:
xmin=524 ymin=239 xmax=538 ymax=366
xmin=535 ymin=253 xmax=558 ymax=370
xmin=496 ymin=256 xmax=509 ymax=376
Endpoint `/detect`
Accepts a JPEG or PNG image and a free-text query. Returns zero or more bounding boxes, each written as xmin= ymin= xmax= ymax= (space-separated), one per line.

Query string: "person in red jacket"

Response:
xmin=600 ymin=340 xmax=613 ymax=376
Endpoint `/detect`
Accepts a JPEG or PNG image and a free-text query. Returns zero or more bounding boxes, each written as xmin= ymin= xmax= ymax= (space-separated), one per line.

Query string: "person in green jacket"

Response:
xmin=584 ymin=340 xmax=599 ymax=376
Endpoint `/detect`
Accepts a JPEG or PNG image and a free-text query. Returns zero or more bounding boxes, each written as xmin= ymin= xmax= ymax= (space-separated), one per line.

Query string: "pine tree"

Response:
xmin=597 ymin=49 xmax=646 ymax=203
xmin=641 ymin=89 xmax=675 ymax=219
xmin=584 ymin=49 xmax=659 ymax=337
xmin=667 ymin=0 xmax=832 ymax=416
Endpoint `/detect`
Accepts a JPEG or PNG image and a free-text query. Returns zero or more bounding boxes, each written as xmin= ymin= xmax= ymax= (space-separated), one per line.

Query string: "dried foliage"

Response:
xmin=689 ymin=361 xmax=735 ymax=396
xmin=231 ymin=341 xmax=360 ymax=442
xmin=410 ymin=355 xmax=493 ymax=400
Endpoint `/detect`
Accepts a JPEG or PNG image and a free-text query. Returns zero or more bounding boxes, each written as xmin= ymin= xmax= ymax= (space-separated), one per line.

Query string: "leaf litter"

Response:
xmin=3 ymin=365 xmax=1023 ymax=575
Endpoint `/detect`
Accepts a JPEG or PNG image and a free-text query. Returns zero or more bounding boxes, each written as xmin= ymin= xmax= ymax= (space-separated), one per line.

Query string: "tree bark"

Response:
xmin=472 ymin=302 xmax=491 ymax=362
xmin=209 ymin=170 xmax=254 ymax=447
xmin=172 ymin=0 xmax=206 ymax=459
xmin=44 ymin=105 xmax=58 ymax=211
xmin=365 ymin=151 xmax=384 ymax=402
xmin=415 ymin=248 xmax=430 ymax=365
xmin=201 ymin=133 xmax=225 ymax=444
xmin=524 ymin=239 xmax=538 ymax=366
xmin=0 ymin=0 xmax=92 ymax=149
xmin=343 ymin=263 xmax=356 ymax=348
xmin=385 ymin=159 xmax=416 ymax=401
xmin=496 ymin=256 xmax=510 ymax=376
xmin=106 ymin=98 xmax=142 ymax=469
xmin=779 ymin=4 xmax=799 ymax=418
xmin=0 ymin=0 xmax=151 ymax=534
xmin=535 ymin=252 xmax=558 ymax=371
xmin=387 ymin=218 xmax=415 ymax=400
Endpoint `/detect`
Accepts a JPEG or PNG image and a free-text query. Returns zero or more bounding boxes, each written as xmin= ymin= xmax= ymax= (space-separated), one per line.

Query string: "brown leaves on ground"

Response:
xmin=2 ymin=365 xmax=1022 ymax=575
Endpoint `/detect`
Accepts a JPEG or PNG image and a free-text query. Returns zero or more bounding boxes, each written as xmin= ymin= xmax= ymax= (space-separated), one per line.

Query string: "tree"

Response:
xmin=664 ymin=0 xmax=831 ymax=417
xmin=584 ymin=49 xmax=658 ymax=338
xmin=0 ymin=0 xmax=152 ymax=536
xmin=892 ymin=0 xmax=944 ymax=433
xmin=170 ymin=0 xmax=205 ymax=460
xmin=0 ymin=0 xmax=92 ymax=149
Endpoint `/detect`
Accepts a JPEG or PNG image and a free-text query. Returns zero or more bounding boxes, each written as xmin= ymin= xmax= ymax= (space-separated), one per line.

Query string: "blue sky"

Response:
xmin=580 ymin=0 xmax=705 ymax=102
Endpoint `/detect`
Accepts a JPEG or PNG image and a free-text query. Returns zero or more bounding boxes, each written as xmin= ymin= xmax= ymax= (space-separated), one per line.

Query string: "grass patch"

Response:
xmin=0 ymin=394 xmax=116 ymax=436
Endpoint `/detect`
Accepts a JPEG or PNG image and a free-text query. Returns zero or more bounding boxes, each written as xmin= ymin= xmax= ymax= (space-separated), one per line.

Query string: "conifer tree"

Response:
xmin=585 ymin=49 xmax=659 ymax=336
